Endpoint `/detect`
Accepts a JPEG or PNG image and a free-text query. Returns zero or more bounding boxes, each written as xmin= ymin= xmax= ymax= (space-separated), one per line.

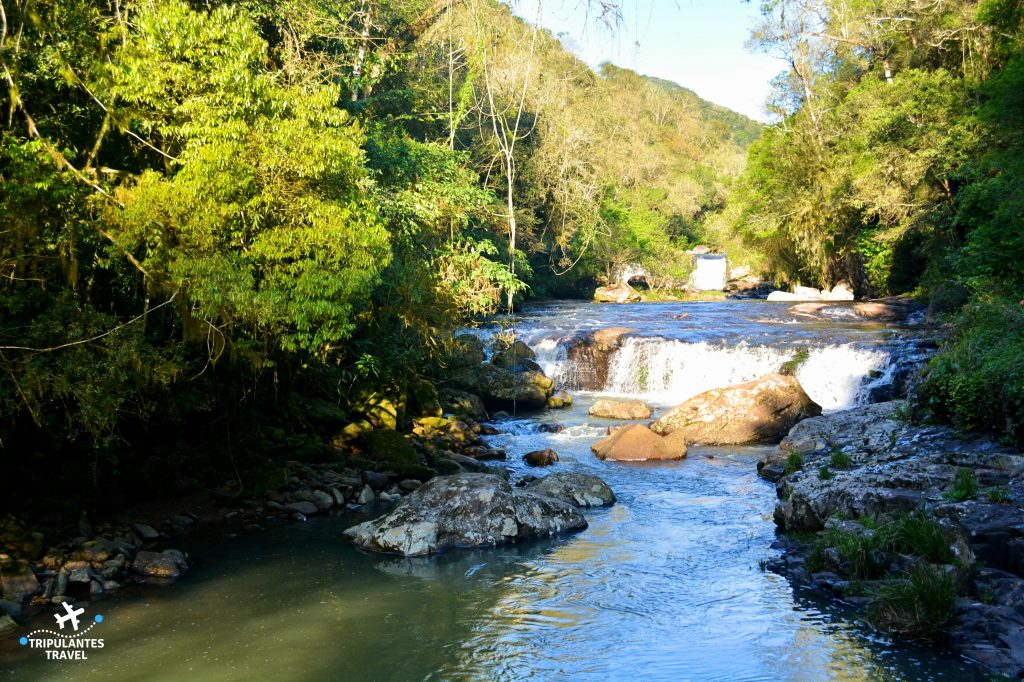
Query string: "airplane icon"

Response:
xmin=54 ymin=602 xmax=85 ymax=632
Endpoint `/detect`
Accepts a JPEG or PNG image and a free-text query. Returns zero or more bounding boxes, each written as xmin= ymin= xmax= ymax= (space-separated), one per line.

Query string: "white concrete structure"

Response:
xmin=689 ymin=254 xmax=728 ymax=291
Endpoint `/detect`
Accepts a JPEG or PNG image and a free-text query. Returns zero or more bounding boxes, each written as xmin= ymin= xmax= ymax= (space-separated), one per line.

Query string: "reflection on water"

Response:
xmin=0 ymin=302 xmax=977 ymax=681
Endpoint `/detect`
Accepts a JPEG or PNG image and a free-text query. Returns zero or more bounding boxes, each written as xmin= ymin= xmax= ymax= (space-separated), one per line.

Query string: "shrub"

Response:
xmin=875 ymin=511 xmax=953 ymax=563
xmin=985 ymin=486 xmax=1011 ymax=503
xmin=818 ymin=465 xmax=833 ymax=480
xmin=830 ymin=448 xmax=853 ymax=469
xmin=944 ymin=468 xmax=979 ymax=502
xmin=784 ymin=452 xmax=804 ymax=475
xmin=921 ymin=302 xmax=1024 ymax=447
xmin=812 ymin=528 xmax=885 ymax=579
xmin=867 ymin=564 xmax=957 ymax=638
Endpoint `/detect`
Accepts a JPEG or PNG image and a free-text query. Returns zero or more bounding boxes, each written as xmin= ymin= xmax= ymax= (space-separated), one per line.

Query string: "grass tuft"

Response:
xmin=944 ymin=468 xmax=979 ymax=502
xmin=867 ymin=564 xmax=957 ymax=638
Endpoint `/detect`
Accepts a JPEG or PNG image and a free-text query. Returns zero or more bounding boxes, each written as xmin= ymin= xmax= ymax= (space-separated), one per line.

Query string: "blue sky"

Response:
xmin=535 ymin=0 xmax=786 ymax=121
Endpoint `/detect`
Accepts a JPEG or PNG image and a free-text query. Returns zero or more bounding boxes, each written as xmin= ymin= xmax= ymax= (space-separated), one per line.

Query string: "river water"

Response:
xmin=1 ymin=301 xmax=983 ymax=681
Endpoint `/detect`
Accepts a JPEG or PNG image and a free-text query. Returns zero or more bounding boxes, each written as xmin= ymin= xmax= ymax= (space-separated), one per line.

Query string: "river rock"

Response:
xmin=0 ymin=563 xmax=39 ymax=602
xmin=523 ymin=449 xmax=559 ymax=467
xmin=563 ymin=327 xmax=637 ymax=390
xmin=650 ymin=373 xmax=820 ymax=445
xmin=594 ymin=282 xmax=641 ymax=303
xmin=285 ymin=501 xmax=319 ymax=515
xmin=449 ymin=334 xmax=485 ymax=368
xmin=546 ymin=390 xmax=573 ymax=409
xmin=439 ymin=389 xmax=488 ymax=421
xmin=133 ymin=523 xmax=161 ymax=541
xmin=491 ymin=340 xmax=536 ymax=369
xmin=588 ymin=399 xmax=652 ymax=420
xmin=591 ymin=423 xmax=687 ymax=461
xmin=526 ymin=472 xmax=615 ymax=508
xmin=779 ymin=401 xmax=907 ymax=456
xmin=131 ymin=551 xmax=182 ymax=578
xmin=342 ymin=473 xmax=586 ymax=556
xmin=0 ymin=613 xmax=18 ymax=636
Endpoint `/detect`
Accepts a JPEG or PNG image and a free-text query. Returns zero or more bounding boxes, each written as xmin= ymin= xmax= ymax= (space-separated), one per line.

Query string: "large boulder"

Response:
xmin=591 ymin=423 xmax=688 ymax=461
xmin=439 ymin=389 xmax=487 ymax=421
xmin=594 ymin=283 xmax=641 ymax=303
xmin=491 ymin=340 xmax=536 ymax=369
xmin=526 ymin=472 xmax=616 ymax=508
xmin=650 ymin=373 xmax=820 ymax=445
xmin=0 ymin=560 xmax=39 ymax=602
xmin=588 ymin=399 xmax=652 ymax=420
xmin=779 ymin=401 xmax=907 ymax=456
xmin=343 ymin=474 xmax=586 ymax=556
xmin=449 ymin=334 xmax=486 ymax=368
xmin=563 ymin=327 xmax=637 ymax=390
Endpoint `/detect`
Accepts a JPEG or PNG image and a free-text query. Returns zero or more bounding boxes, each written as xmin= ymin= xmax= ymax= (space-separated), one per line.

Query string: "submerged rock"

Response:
xmin=343 ymin=473 xmax=586 ymax=556
xmin=526 ymin=472 xmax=615 ymax=508
xmin=591 ymin=423 xmax=687 ymax=461
xmin=651 ymin=373 xmax=820 ymax=445
xmin=588 ymin=398 xmax=652 ymax=420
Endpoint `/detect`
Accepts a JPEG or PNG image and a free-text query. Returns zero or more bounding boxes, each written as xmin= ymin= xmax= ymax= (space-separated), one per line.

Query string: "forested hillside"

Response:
xmin=719 ymin=0 xmax=1024 ymax=444
xmin=0 ymin=0 xmax=757 ymax=514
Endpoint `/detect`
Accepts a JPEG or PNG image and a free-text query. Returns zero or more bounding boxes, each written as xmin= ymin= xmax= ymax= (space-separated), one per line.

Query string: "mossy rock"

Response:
xmin=302 ymin=398 xmax=347 ymax=429
xmin=434 ymin=459 xmax=462 ymax=475
xmin=409 ymin=378 xmax=443 ymax=418
xmin=361 ymin=429 xmax=419 ymax=466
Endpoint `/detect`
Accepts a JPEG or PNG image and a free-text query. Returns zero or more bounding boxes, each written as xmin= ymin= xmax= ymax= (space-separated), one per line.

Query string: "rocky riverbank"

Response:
xmin=758 ymin=401 xmax=1024 ymax=677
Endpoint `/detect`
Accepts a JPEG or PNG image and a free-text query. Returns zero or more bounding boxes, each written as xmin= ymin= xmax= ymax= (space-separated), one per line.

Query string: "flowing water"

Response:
xmin=1 ymin=301 xmax=981 ymax=681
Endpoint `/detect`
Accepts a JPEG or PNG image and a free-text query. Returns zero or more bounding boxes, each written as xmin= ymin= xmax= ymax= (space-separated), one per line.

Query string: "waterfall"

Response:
xmin=554 ymin=336 xmax=893 ymax=412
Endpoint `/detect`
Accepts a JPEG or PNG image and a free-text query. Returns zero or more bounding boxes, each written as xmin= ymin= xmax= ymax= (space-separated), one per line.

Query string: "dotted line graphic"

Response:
xmin=19 ymin=614 xmax=103 ymax=646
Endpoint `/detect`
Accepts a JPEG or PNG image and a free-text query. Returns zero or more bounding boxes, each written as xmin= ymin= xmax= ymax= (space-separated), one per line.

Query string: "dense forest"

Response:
xmin=0 ymin=0 xmax=758 ymax=516
xmin=715 ymin=0 xmax=1024 ymax=445
xmin=2 ymin=0 xmax=1023 ymax=522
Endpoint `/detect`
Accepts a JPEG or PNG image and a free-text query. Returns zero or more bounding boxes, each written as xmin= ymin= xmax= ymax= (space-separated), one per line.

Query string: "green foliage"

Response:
xmin=922 ymin=302 xmax=1024 ymax=446
xmin=817 ymin=465 xmax=833 ymax=480
xmin=830 ymin=449 xmax=853 ymax=469
xmin=875 ymin=511 xmax=953 ymax=564
xmin=867 ymin=565 xmax=958 ymax=638
xmin=809 ymin=528 xmax=885 ymax=580
xmin=945 ymin=469 xmax=980 ymax=502
xmin=784 ymin=452 xmax=804 ymax=475
xmin=985 ymin=486 xmax=1011 ymax=503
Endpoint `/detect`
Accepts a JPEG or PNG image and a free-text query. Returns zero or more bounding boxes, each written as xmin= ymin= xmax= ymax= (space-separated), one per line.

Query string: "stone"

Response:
xmin=132 ymin=551 xmax=182 ymax=578
xmin=68 ymin=569 xmax=91 ymax=584
xmin=0 ymin=599 xmax=22 ymax=618
xmin=546 ymin=390 xmax=573 ymax=409
xmin=361 ymin=429 xmax=419 ymax=466
xmin=824 ymin=281 xmax=855 ymax=301
xmin=561 ymin=327 xmax=638 ymax=390
xmin=399 ymin=479 xmax=421 ymax=492
xmin=449 ymin=334 xmax=485 ymax=368
xmin=650 ymin=373 xmax=820 ymax=445
xmin=523 ymin=449 xmax=559 ymax=467
xmin=133 ymin=523 xmax=161 ymax=541
xmin=294 ymin=489 xmax=334 ymax=512
xmin=591 ymin=423 xmax=687 ymax=461
xmin=0 ymin=614 xmax=18 ymax=636
xmin=343 ymin=473 xmax=586 ymax=556
xmin=526 ymin=472 xmax=615 ymax=508
xmin=0 ymin=564 xmax=39 ymax=602
xmin=439 ymin=389 xmax=488 ymax=421
xmin=357 ymin=485 xmax=376 ymax=505
xmin=779 ymin=401 xmax=907 ymax=456
xmin=594 ymin=282 xmax=641 ymax=303
xmin=491 ymin=340 xmax=536 ymax=369
xmin=285 ymin=501 xmax=318 ymax=516
xmin=588 ymin=398 xmax=652 ymax=420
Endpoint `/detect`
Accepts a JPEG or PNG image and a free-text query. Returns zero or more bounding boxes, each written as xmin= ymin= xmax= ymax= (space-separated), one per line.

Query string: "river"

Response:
xmin=1 ymin=301 xmax=983 ymax=681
